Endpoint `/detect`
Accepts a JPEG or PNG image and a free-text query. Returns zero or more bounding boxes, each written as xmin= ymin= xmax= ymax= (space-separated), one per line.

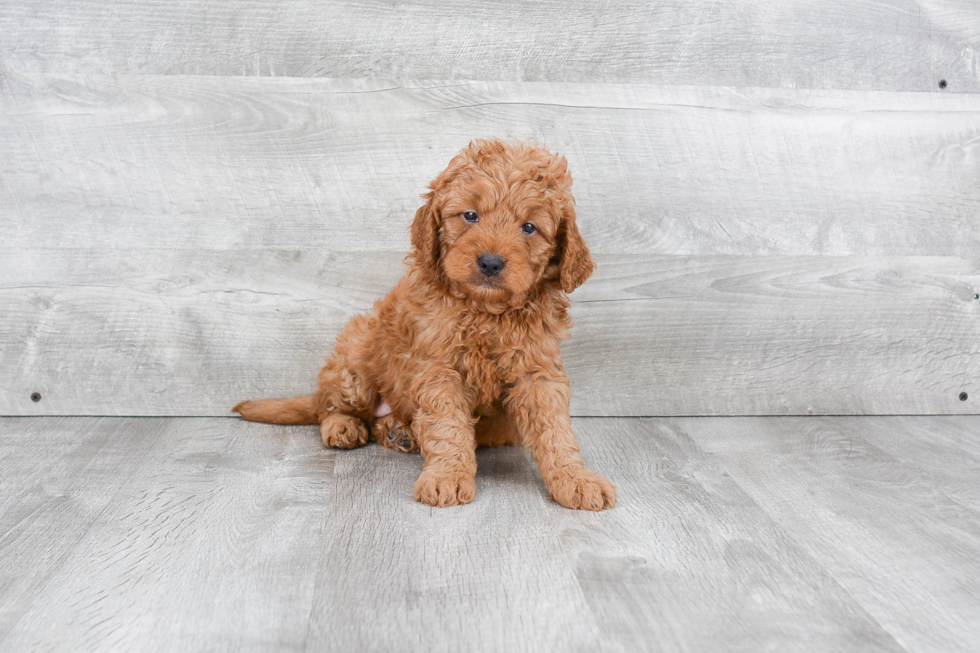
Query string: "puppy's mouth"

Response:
xmin=465 ymin=274 xmax=513 ymax=299
xmin=456 ymin=273 xmax=533 ymax=311
xmin=471 ymin=274 xmax=504 ymax=289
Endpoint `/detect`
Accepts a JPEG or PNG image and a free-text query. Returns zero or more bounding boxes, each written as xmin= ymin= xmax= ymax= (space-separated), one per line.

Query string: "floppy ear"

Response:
xmin=411 ymin=146 xmax=474 ymax=278
xmin=410 ymin=191 xmax=441 ymax=277
xmin=557 ymin=202 xmax=595 ymax=293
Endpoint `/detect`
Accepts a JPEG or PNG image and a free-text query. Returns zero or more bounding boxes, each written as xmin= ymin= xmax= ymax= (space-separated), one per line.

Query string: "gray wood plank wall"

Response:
xmin=2 ymin=1 xmax=978 ymax=416
xmin=2 ymin=1 xmax=978 ymax=91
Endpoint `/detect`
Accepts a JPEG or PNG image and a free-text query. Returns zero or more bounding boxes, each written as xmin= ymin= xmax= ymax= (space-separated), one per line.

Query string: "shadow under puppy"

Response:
xmin=234 ymin=139 xmax=616 ymax=511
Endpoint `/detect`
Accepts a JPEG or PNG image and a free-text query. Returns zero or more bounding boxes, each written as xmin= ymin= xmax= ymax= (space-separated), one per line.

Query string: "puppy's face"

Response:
xmin=412 ymin=140 xmax=595 ymax=310
xmin=438 ymin=174 xmax=558 ymax=307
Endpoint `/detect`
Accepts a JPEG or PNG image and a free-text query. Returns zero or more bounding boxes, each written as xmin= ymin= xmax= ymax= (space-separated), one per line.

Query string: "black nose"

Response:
xmin=477 ymin=253 xmax=506 ymax=277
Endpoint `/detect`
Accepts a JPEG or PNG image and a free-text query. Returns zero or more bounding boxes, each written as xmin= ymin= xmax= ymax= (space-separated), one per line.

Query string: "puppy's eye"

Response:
xmin=520 ymin=222 xmax=537 ymax=235
xmin=462 ymin=211 xmax=479 ymax=223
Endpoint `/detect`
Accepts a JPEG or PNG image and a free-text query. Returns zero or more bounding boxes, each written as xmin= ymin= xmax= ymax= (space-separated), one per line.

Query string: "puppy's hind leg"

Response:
xmin=314 ymin=360 xmax=375 ymax=449
xmin=319 ymin=412 xmax=370 ymax=449
xmin=313 ymin=315 xmax=378 ymax=450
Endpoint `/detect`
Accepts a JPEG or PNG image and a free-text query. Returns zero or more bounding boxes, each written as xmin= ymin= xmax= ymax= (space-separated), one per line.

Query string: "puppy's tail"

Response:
xmin=232 ymin=395 xmax=318 ymax=425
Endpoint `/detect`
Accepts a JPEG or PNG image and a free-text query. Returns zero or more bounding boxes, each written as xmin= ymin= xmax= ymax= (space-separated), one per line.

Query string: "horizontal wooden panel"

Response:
xmin=572 ymin=255 xmax=980 ymax=415
xmin=2 ymin=74 xmax=979 ymax=255
xmin=2 ymin=250 xmax=977 ymax=416
xmin=1 ymin=0 xmax=977 ymax=92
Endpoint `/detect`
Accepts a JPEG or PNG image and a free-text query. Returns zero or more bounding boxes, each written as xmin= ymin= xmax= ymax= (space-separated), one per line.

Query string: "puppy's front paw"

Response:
xmin=548 ymin=468 xmax=617 ymax=511
xmin=320 ymin=413 xmax=369 ymax=449
xmin=413 ymin=469 xmax=476 ymax=507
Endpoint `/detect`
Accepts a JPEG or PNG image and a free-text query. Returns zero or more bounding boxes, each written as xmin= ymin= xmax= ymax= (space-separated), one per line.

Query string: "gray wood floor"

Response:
xmin=2 ymin=415 xmax=978 ymax=652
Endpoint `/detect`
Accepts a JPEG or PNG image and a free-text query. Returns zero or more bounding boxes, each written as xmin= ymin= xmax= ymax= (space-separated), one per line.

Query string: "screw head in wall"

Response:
xmin=960 ymin=392 xmax=969 ymax=401
xmin=939 ymin=79 xmax=948 ymax=89
xmin=31 ymin=392 xmax=41 ymax=402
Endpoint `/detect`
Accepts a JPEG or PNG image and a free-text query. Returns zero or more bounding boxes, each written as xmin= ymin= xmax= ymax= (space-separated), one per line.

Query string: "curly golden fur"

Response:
xmin=234 ymin=139 xmax=616 ymax=510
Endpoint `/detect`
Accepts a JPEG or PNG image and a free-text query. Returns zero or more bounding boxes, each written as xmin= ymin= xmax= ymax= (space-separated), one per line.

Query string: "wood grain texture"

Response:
xmin=305 ymin=430 xmax=602 ymax=652
xmin=2 ymin=250 xmax=977 ymax=417
xmin=4 ymin=416 xmax=980 ymax=651
xmin=1 ymin=0 xmax=977 ymax=92
xmin=0 ymin=417 xmax=169 ymax=641
xmin=685 ymin=416 xmax=980 ymax=653
xmin=3 ymin=73 xmax=979 ymax=255
xmin=837 ymin=416 xmax=980 ymax=506
xmin=0 ymin=417 xmax=337 ymax=652
xmin=569 ymin=418 xmax=905 ymax=653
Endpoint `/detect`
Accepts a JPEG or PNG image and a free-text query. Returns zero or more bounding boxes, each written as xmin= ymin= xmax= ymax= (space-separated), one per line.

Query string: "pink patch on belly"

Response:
xmin=374 ymin=399 xmax=392 ymax=418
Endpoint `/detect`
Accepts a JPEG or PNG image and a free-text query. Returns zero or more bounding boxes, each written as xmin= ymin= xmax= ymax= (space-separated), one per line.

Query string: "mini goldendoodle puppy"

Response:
xmin=234 ymin=139 xmax=616 ymax=511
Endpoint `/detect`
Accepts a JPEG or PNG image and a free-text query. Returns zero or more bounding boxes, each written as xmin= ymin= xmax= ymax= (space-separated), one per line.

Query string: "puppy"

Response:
xmin=234 ymin=139 xmax=616 ymax=510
